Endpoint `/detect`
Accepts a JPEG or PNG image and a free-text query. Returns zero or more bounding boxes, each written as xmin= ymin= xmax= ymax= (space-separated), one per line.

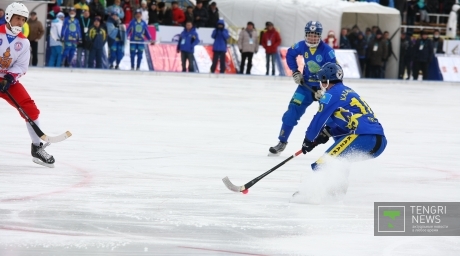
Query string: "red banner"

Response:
xmin=148 ymin=44 xmax=182 ymax=72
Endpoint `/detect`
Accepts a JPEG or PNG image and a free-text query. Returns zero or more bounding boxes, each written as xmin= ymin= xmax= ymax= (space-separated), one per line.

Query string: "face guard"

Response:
xmin=305 ymin=32 xmax=321 ymax=48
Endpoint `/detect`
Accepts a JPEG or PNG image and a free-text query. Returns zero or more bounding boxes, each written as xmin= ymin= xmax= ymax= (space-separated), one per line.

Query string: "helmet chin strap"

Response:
xmin=319 ymin=80 xmax=329 ymax=92
xmin=7 ymin=22 xmax=22 ymax=35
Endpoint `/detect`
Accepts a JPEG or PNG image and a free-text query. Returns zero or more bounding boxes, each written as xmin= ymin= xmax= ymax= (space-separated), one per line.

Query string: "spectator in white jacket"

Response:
xmin=48 ymin=12 xmax=65 ymax=67
xmin=140 ymin=1 xmax=149 ymax=24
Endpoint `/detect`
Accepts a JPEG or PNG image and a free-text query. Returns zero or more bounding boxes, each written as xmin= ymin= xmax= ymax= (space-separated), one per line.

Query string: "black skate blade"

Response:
xmin=267 ymin=152 xmax=280 ymax=157
xmin=32 ymin=158 xmax=55 ymax=168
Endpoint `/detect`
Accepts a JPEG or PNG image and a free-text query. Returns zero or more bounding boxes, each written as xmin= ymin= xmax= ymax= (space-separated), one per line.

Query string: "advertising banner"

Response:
xmin=437 ymin=55 xmax=460 ymax=82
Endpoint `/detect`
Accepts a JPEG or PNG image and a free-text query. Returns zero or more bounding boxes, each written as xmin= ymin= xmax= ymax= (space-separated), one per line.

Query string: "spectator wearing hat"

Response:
xmin=412 ymin=30 xmax=433 ymax=80
xmin=210 ymin=19 xmax=229 ymax=74
xmin=323 ymin=30 xmax=339 ymax=49
xmin=177 ymin=21 xmax=200 ymax=72
xmin=88 ymin=17 xmax=107 ymax=69
xmin=89 ymin=0 xmax=106 ymax=20
xmin=171 ymin=1 xmax=185 ymax=26
xmin=238 ymin=21 xmax=258 ymax=75
xmin=140 ymin=0 xmax=149 ymax=24
xmin=76 ymin=9 xmax=92 ymax=68
xmin=106 ymin=0 xmax=125 ymax=20
xmin=61 ymin=7 xmax=82 ymax=67
xmin=27 ymin=11 xmax=45 ymax=66
xmin=193 ymin=1 xmax=208 ymax=28
xmin=107 ymin=12 xmax=125 ymax=69
xmin=48 ymin=12 xmax=65 ymax=67
xmin=148 ymin=2 xmax=159 ymax=32
xmin=206 ymin=2 xmax=219 ymax=28
xmin=74 ymin=0 xmax=90 ymax=18
xmin=0 ymin=9 xmax=5 ymax=26
xmin=157 ymin=2 xmax=173 ymax=26
xmin=261 ymin=21 xmax=281 ymax=76
xmin=126 ymin=9 xmax=154 ymax=70
xmin=366 ymin=29 xmax=387 ymax=78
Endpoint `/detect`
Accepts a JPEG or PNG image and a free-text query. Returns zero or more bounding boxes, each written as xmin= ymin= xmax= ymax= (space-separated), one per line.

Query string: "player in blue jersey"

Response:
xmin=126 ymin=9 xmax=154 ymax=70
xmin=269 ymin=21 xmax=337 ymax=155
xmin=301 ymin=62 xmax=386 ymax=170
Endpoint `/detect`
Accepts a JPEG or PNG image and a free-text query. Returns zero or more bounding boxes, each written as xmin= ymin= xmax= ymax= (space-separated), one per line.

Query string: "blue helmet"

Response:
xmin=305 ymin=21 xmax=323 ymax=47
xmin=317 ymin=62 xmax=344 ymax=82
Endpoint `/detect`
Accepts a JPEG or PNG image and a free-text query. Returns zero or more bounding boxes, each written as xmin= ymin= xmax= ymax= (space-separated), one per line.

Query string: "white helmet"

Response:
xmin=5 ymin=2 xmax=29 ymax=35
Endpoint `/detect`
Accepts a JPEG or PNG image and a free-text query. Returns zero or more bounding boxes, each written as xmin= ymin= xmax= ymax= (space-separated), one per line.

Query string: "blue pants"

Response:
xmin=62 ymin=43 xmax=77 ymax=67
xmin=311 ymin=134 xmax=387 ymax=170
xmin=88 ymin=48 xmax=103 ymax=69
xmin=278 ymin=85 xmax=316 ymax=142
xmin=47 ymin=45 xmax=63 ymax=67
xmin=130 ymin=43 xmax=144 ymax=69
xmin=109 ymin=41 xmax=124 ymax=66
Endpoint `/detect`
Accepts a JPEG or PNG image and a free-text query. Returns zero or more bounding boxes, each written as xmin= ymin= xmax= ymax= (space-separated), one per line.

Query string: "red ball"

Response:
xmin=242 ymin=189 xmax=248 ymax=194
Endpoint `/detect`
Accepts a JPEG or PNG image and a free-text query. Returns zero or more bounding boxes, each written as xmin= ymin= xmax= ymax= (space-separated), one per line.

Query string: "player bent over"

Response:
xmin=301 ymin=62 xmax=386 ymax=170
xmin=269 ymin=21 xmax=336 ymax=155
xmin=0 ymin=2 xmax=55 ymax=168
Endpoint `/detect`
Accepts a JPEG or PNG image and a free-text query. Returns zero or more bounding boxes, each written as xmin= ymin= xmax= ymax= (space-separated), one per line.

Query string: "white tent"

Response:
xmin=218 ymin=0 xmax=401 ymax=78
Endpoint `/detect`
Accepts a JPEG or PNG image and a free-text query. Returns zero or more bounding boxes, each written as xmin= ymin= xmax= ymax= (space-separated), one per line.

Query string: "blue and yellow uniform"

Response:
xmin=305 ymin=76 xmax=386 ymax=170
xmin=126 ymin=15 xmax=152 ymax=70
xmin=61 ymin=13 xmax=81 ymax=67
xmin=279 ymin=36 xmax=336 ymax=143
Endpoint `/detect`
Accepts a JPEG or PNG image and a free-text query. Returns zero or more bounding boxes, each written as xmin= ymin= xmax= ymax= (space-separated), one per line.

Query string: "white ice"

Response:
xmin=0 ymin=69 xmax=459 ymax=255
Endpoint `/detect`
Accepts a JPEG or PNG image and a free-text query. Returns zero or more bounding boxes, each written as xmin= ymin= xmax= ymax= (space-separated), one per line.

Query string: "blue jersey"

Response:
xmin=286 ymin=40 xmax=336 ymax=87
xmin=306 ymin=82 xmax=384 ymax=141
xmin=126 ymin=19 xmax=152 ymax=42
xmin=61 ymin=17 xmax=81 ymax=43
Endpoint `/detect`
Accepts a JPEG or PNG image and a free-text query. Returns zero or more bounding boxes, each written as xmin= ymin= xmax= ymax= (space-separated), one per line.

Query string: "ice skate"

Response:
xmin=268 ymin=141 xmax=287 ymax=156
xmin=31 ymin=142 xmax=55 ymax=168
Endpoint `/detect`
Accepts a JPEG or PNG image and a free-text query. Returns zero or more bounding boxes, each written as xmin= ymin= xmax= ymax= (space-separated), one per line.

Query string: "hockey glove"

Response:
xmin=292 ymin=70 xmax=304 ymax=85
xmin=311 ymin=87 xmax=323 ymax=101
xmin=301 ymin=138 xmax=317 ymax=154
xmin=0 ymin=73 xmax=15 ymax=93
xmin=315 ymin=126 xmax=332 ymax=144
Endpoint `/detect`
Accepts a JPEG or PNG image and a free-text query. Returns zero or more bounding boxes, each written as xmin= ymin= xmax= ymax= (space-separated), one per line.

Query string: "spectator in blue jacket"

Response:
xmin=126 ymin=9 xmax=153 ymax=70
xmin=88 ymin=17 xmax=107 ymax=69
xmin=0 ymin=9 xmax=6 ymax=26
xmin=177 ymin=21 xmax=200 ymax=72
xmin=61 ymin=8 xmax=81 ymax=67
xmin=107 ymin=12 xmax=125 ymax=69
xmin=210 ymin=19 xmax=229 ymax=73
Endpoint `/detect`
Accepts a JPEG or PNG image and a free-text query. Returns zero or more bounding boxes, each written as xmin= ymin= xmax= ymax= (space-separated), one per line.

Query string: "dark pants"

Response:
xmin=359 ymin=58 xmax=366 ymax=76
xmin=413 ymin=61 xmax=429 ymax=80
xmin=210 ymin=51 xmax=226 ymax=73
xmin=398 ymin=59 xmax=412 ymax=79
xmin=88 ymin=48 xmax=103 ymax=69
xmin=30 ymin=40 xmax=38 ymax=66
xmin=369 ymin=65 xmax=383 ymax=79
xmin=240 ymin=52 xmax=254 ymax=74
xmin=181 ymin=51 xmax=195 ymax=72
xmin=266 ymin=53 xmax=275 ymax=75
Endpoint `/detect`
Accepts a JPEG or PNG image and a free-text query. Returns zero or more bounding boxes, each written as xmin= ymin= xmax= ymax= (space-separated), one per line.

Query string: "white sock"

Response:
xmin=26 ymin=118 xmax=42 ymax=146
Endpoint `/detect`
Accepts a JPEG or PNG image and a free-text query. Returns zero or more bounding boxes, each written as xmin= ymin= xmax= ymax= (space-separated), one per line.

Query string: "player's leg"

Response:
xmin=269 ymin=86 xmax=315 ymax=155
xmin=311 ymin=134 xmax=387 ymax=170
xmin=68 ymin=44 xmax=77 ymax=67
xmin=219 ymin=51 xmax=226 ymax=73
xmin=136 ymin=45 xmax=144 ymax=70
xmin=129 ymin=43 xmax=136 ymax=70
xmin=0 ymin=83 xmax=55 ymax=166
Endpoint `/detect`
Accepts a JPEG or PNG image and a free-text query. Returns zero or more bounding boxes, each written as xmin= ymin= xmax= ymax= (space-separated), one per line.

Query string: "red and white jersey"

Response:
xmin=0 ymin=24 xmax=30 ymax=82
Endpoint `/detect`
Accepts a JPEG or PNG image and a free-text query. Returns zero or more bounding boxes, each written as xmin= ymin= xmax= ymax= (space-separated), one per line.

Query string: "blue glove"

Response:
xmin=301 ymin=138 xmax=317 ymax=154
xmin=0 ymin=74 xmax=15 ymax=93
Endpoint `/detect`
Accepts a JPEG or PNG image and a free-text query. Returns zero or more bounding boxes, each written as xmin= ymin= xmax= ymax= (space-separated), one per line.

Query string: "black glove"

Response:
xmin=301 ymin=138 xmax=317 ymax=154
xmin=0 ymin=73 xmax=15 ymax=93
xmin=316 ymin=126 xmax=331 ymax=144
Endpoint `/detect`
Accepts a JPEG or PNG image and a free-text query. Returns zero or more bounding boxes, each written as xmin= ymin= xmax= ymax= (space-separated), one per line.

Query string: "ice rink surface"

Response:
xmin=0 ymin=68 xmax=459 ymax=255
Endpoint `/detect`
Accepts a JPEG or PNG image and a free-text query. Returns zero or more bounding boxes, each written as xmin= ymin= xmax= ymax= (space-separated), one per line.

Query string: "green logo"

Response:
xmin=383 ymin=210 xmax=400 ymax=228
